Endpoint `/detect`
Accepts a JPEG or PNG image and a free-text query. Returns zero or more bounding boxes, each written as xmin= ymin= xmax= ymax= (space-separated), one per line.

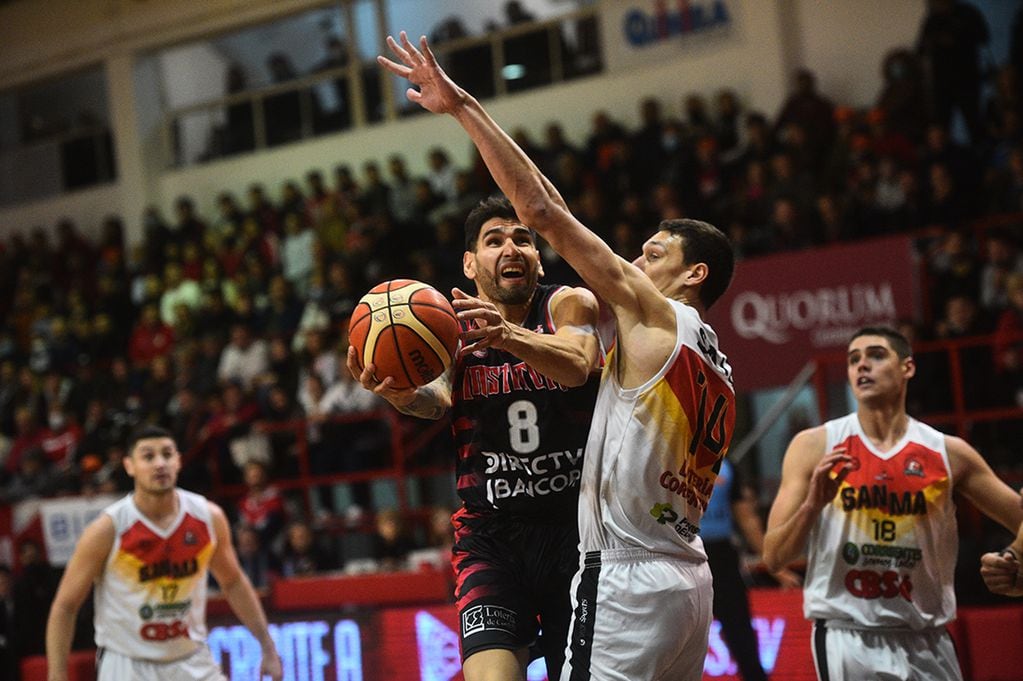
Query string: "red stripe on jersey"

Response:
xmin=839 ymin=435 xmax=948 ymax=492
xmin=662 ymin=345 xmax=736 ymax=470
xmin=119 ymin=513 xmax=211 ymax=564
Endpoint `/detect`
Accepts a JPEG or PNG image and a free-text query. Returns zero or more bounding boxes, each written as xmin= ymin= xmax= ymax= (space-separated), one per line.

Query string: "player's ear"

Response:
xmin=462 ymin=251 xmax=477 ymax=280
xmin=537 ymin=259 xmax=545 ymax=279
xmin=685 ymin=262 xmax=708 ymax=287
xmin=123 ymin=453 xmax=135 ymax=478
xmin=902 ymin=356 xmax=916 ymax=380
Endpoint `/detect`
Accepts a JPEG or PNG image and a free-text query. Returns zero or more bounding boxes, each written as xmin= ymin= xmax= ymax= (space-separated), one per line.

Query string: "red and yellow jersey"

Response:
xmin=804 ymin=414 xmax=957 ymax=629
xmin=577 ymin=300 xmax=735 ymax=559
xmin=94 ymin=489 xmax=217 ymax=661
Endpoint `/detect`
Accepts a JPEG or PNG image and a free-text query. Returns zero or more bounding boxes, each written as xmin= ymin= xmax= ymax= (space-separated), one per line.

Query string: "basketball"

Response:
xmin=349 ymin=279 xmax=461 ymax=390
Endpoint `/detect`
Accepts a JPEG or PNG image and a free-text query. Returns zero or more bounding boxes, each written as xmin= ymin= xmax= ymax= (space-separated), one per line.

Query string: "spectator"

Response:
xmin=237 ymin=460 xmax=287 ymax=547
xmin=278 ymin=520 xmax=336 ymax=577
xmin=264 ymin=53 xmax=302 ymax=146
xmin=980 ymin=228 xmax=1023 ymax=311
xmin=371 ymin=508 xmax=419 ymax=572
xmin=235 ymin=524 xmax=280 ymax=590
xmin=312 ymin=35 xmax=351 ymax=133
xmin=917 ymin=0 xmax=990 ymax=144
xmin=281 ymin=212 xmax=317 ymax=297
xmin=127 ymin=303 xmax=174 ymax=369
xmin=218 ymin=323 xmax=270 ymax=391
xmin=159 ymin=262 xmax=202 ymax=328
xmin=994 ymin=272 xmax=1023 ymax=405
xmin=425 ymin=147 xmax=458 ymax=201
xmin=775 ymin=68 xmax=836 ymax=166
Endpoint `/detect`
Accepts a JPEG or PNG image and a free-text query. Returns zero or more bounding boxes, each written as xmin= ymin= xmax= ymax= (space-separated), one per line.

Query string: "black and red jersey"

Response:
xmin=450 ymin=284 xmax=599 ymax=519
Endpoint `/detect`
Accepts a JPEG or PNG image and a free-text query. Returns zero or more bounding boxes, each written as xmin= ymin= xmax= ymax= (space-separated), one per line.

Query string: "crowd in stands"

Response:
xmin=2 ymin=5 xmax=1023 ymax=646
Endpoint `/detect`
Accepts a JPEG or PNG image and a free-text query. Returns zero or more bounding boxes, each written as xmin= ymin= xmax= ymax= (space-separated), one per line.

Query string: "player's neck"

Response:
xmin=133 ymin=488 xmax=180 ymax=527
xmin=856 ymin=405 xmax=909 ymax=449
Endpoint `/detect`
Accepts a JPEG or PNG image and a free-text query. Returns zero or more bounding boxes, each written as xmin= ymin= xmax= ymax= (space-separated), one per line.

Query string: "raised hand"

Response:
xmin=377 ymin=32 xmax=465 ymax=115
xmin=805 ymin=448 xmax=854 ymax=513
xmin=451 ymin=287 xmax=512 ymax=356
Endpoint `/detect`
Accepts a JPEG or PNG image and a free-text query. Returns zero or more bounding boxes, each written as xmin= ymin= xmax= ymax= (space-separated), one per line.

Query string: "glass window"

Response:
xmin=0 ymin=66 xmax=115 ymax=206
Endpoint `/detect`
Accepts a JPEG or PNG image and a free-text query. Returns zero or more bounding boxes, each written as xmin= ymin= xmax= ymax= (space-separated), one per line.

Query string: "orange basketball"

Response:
xmin=349 ymin=279 xmax=461 ymax=390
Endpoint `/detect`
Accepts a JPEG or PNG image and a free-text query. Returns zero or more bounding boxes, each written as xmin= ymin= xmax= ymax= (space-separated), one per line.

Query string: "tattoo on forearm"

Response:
xmin=397 ymin=385 xmax=447 ymax=419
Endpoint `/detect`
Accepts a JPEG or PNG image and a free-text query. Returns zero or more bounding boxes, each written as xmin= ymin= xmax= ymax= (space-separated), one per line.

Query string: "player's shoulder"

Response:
xmin=79 ymin=511 xmax=117 ymax=552
xmin=788 ymin=425 xmax=828 ymax=455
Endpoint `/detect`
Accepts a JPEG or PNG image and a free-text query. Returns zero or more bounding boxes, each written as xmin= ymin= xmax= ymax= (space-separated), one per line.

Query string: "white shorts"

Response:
xmin=97 ymin=644 xmax=227 ymax=681
xmin=560 ymin=548 xmax=713 ymax=681
xmin=811 ymin=621 xmax=963 ymax=681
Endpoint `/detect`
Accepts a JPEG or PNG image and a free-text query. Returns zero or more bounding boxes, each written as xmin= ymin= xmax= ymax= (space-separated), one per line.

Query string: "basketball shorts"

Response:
xmin=561 ymin=548 xmax=713 ymax=681
xmin=811 ymin=621 xmax=963 ymax=681
xmin=452 ymin=508 xmax=579 ymax=678
xmin=96 ymin=644 xmax=227 ymax=681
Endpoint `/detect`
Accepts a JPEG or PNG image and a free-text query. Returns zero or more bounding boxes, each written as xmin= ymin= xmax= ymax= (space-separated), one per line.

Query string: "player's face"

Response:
xmin=846 ymin=335 xmax=915 ymax=403
xmin=124 ymin=437 xmax=181 ymax=493
xmin=465 ymin=219 xmax=542 ymax=305
xmin=633 ymin=230 xmax=692 ymax=298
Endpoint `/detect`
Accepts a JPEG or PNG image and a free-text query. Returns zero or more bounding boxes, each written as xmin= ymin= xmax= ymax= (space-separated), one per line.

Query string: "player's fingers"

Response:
xmin=375 ymin=376 xmax=398 ymax=394
xmin=420 ymin=35 xmax=438 ymax=65
xmin=451 ymin=287 xmax=470 ymax=300
xmin=376 ymin=55 xmax=411 ymax=78
xmin=400 ymin=31 xmax=425 ymax=64
xmin=385 ymin=35 xmax=412 ymax=64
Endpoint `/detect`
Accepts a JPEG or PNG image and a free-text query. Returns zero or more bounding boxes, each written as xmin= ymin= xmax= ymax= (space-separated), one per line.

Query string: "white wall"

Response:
xmin=0 ymin=184 xmax=120 ymax=242
xmin=789 ymin=0 xmax=926 ymax=108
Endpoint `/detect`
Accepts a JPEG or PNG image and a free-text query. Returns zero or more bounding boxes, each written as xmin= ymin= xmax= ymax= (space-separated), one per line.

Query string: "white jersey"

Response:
xmin=804 ymin=414 xmax=958 ymax=629
xmin=576 ymin=300 xmax=735 ymax=559
xmin=94 ymin=489 xmax=218 ymax=661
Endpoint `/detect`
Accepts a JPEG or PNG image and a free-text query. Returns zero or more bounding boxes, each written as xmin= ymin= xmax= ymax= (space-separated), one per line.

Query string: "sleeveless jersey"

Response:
xmin=803 ymin=414 xmax=957 ymax=629
xmin=450 ymin=283 xmax=599 ymax=518
xmin=577 ymin=300 xmax=735 ymax=559
xmin=94 ymin=489 xmax=217 ymax=661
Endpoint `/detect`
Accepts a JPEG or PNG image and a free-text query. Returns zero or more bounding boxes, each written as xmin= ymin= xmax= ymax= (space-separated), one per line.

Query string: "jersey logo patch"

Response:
xmin=904 ymin=459 xmax=924 ymax=477
xmin=461 ymin=605 xmax=517 ymax=638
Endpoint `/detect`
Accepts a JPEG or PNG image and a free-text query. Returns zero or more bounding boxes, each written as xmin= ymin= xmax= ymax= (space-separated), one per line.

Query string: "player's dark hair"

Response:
xmin=850 ymin=326 xmax=912 ymax=359
xmin=127 ymin=424 xmax=175 ymax=454
xmin=660 ymin=218 xmax=735 ymax=310
xmin=464 ymin=195 xmax=534 ymax=251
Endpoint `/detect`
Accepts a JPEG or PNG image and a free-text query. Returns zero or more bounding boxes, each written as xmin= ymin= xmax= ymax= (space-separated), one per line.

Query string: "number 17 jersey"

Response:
xmin=450 ymin=284 xmax=600 ymax=518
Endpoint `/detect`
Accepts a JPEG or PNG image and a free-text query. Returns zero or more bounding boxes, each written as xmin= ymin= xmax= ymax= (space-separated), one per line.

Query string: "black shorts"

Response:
xmin=452 ymin=507 xmax=579 ymax=677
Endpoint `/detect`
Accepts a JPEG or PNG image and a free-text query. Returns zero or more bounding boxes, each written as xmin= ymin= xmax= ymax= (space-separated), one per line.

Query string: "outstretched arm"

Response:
xmin=208 ymin=503 xmax=283 ymax=681
xmin=378 ymin=33 xmax=663 ymax=320
xmin=763 ymin=427 xmax=853 ymax=572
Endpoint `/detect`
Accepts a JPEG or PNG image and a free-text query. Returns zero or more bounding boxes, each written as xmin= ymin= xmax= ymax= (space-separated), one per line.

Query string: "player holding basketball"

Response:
xmin=348 ymin=194 xmax=601 ymax=681
xmin=377 ymin=33 xmax=736 ymax=680
xmin=763 ymin=326 xmax=1023 ymax=680
xmin=46 ymin=425 xmax=282 ymax=681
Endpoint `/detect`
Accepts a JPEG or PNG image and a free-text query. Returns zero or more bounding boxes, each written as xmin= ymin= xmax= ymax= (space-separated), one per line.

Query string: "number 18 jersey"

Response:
xmin=803 ymin=414 xmax=957 ymax=629
xmin=450 ymin=284 xmax=600 ymax=519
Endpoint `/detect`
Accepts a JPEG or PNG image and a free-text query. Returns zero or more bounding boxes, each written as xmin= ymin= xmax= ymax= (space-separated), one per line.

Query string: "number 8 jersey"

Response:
xmin=803 ymin=413 xmax=957 ymax=629
xmin=94 ymin=489 xmax=216 ymax=661
xmin=451 ymin=284 xmax=600 ymax=518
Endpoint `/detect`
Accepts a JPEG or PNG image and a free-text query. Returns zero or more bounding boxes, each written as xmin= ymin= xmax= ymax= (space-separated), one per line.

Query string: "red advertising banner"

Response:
xmin=707 ymin=236 xmax=918 ymax=391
